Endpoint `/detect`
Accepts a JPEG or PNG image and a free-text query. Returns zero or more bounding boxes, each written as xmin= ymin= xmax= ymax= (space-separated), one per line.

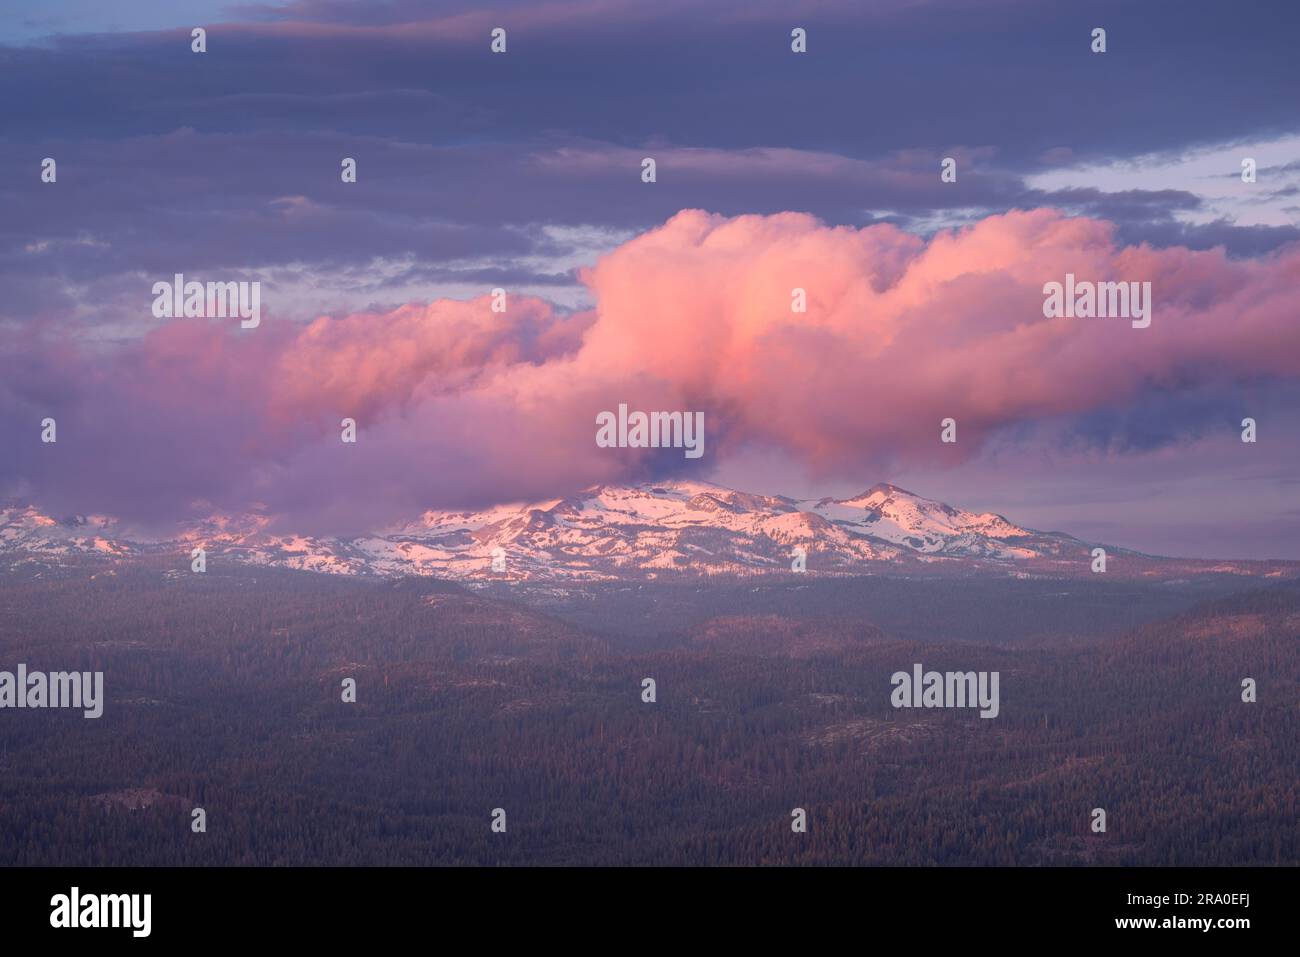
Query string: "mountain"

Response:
xmin=1 ymin=480 xmax=1290 ymax=581
xmin=0 ymin=506 xmax=133 ymax=557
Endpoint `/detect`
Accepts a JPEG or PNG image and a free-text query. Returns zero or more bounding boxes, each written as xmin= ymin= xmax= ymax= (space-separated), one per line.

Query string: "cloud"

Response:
xmin=569 ymin=208 xmax=1300 ymax=470
xmin=6 ymin=0 xmax=1295 ymax=168
xmin=4 ymin=207 xmax=1299 ymax=532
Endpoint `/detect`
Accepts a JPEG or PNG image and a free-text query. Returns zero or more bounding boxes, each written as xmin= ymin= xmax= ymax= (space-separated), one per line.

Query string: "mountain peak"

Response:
xmin=854 ymin=482 xmax=917 ymax=501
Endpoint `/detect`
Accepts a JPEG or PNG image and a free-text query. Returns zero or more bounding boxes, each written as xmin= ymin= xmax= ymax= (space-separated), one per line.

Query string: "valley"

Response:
xmin=1 ymin=563 xmax=1295 ymax=866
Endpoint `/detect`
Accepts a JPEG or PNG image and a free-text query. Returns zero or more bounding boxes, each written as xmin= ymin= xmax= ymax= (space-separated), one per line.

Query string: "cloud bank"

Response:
xmin=4 ymin=207 xmax=1298 ymax=533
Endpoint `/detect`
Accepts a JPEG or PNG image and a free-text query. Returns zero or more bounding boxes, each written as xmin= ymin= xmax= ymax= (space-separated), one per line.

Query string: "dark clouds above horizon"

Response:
xmin=2 ymin=0 xmax=1299 ymax=557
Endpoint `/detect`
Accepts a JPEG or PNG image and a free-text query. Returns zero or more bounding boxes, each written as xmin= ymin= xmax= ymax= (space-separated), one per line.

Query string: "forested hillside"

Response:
xmin=1 ymin=562 xmax=1295 ymax=865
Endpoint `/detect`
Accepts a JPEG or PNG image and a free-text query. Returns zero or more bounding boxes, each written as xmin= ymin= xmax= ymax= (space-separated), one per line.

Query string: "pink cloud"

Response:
xmin=268 ymin=294 xmax=590 ymax=424
xmin=563 ymin=208 xmax=1300 ymax=471
xmin=7 ymin=207 xmax=1300 ymax=528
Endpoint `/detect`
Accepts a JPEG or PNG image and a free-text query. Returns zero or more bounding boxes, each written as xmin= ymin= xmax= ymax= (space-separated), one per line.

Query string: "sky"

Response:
xmin=1 ymin=0 xmax=1298 ymax=558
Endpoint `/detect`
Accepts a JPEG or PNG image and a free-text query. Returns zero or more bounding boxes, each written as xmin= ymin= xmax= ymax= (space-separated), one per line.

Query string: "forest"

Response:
xmin=1 ymin=558 xmax=1296 ymax=866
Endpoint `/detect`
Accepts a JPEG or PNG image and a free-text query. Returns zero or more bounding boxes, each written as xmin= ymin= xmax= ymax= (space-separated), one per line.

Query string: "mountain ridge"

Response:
xmin=2 ymin=480 xmax=1293 ymax=582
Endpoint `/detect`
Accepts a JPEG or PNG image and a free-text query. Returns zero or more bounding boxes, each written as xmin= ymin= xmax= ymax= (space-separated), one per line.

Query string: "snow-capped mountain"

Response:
xmin=0 ymin=480 xmax=1127 ymax=580
xmin=810 ymin=484 xmax=1046 ymax=558
xmin=0 ymin=506 xmax=134 ymax=557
